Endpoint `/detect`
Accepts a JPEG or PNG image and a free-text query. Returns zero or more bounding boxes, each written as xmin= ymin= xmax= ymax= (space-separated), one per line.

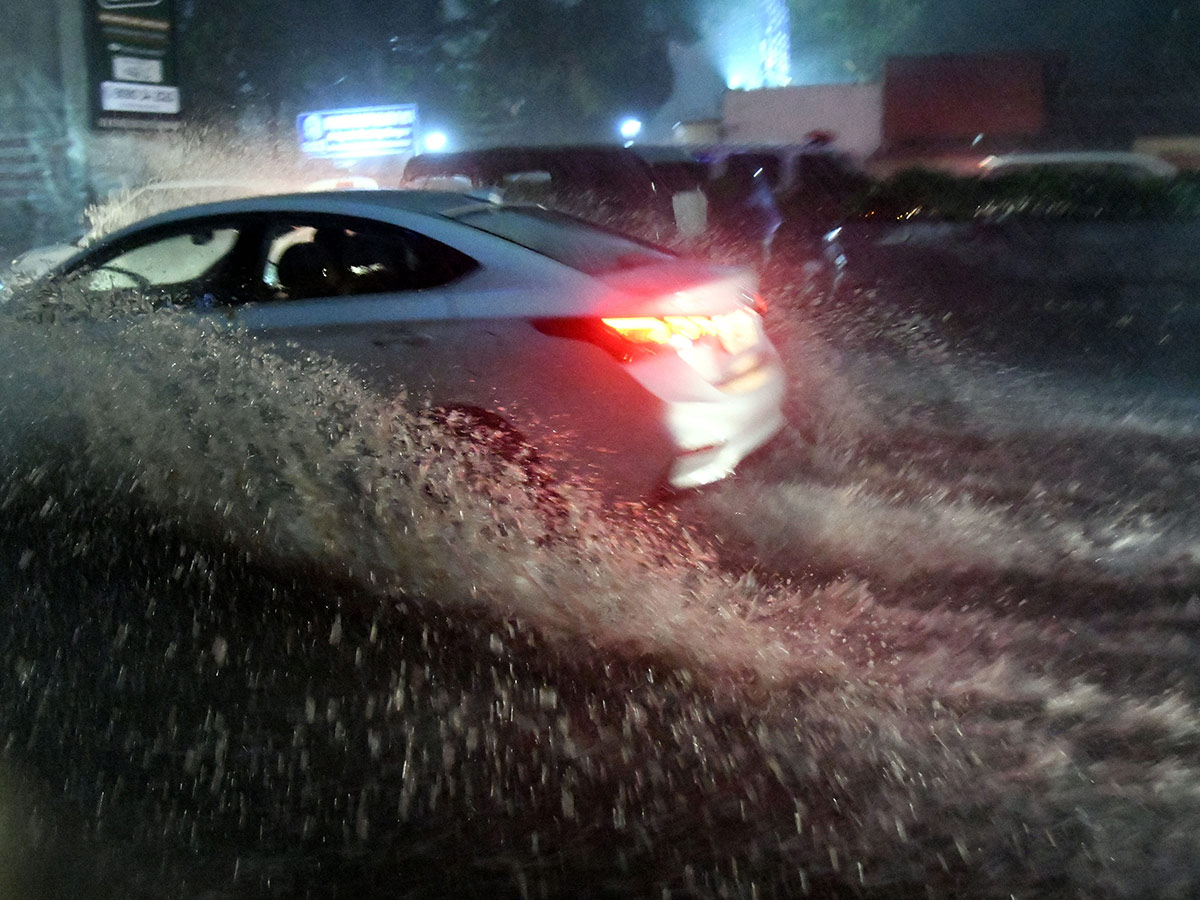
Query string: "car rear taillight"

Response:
xmin=601 ymin=316 xmax=711 ymax=347
xmin=534 ymin=308 xmax=762 ymax=363
xmin=741 ymin=289 xmax=767 ymax=316
xmin=602 ymin=311 xmax=760 ymax=357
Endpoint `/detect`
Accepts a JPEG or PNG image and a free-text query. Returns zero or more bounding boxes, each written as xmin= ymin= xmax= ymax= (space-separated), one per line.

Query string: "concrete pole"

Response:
xmin=55 ymin=0 xmax=91 ymax=198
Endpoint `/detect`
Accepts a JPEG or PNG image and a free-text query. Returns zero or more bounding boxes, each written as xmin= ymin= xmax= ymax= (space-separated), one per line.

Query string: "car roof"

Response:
xmin=404 ymin=145 xmax=660 ymax=183
xmin=978 ymin=151 xmax=1178 ymax=177
xmin=622 ymin=144 xmax=706 ymax=164
xmin=686 ymin=142 xmax=839 ymax=158
xmin=407 ymin=144 xmax=649 ymax=165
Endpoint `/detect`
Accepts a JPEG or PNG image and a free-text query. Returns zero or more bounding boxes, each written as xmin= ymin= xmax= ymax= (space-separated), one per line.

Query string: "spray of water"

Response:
xmin=3 ymin=168 xmax=1200 ymax=898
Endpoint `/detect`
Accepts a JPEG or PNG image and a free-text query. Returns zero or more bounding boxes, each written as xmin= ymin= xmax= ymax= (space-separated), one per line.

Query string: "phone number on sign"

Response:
xmin=100 ymin=80 xmax=180 ymax=114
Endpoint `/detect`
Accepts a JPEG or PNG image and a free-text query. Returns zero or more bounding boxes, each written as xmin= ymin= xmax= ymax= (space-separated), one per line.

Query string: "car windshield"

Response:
xmin=5 ymin=2 xmax=1200 ymax=899
xmin=453 ymin=205 xmax=676 ymax=275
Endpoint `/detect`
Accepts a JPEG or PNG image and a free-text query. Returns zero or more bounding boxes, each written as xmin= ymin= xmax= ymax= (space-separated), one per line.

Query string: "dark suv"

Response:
xmin=403 ymin=144 xmax=708 ymax=240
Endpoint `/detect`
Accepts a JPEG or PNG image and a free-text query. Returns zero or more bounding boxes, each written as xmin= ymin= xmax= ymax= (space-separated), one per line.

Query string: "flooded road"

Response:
xmin=2 ymin=270 xmax=1200 ymax=899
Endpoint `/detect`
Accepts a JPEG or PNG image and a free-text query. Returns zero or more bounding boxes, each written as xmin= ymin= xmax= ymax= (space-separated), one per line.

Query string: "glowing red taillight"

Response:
xmin=601 ymin=309 xmax=761 ymax=357
xmin=533 ymin=301 xmax=763 ymax=367
xmin=601 ymin=316 xmax=710 ymax=347
xmin=742 ymin=289 xmax=767 ymax=316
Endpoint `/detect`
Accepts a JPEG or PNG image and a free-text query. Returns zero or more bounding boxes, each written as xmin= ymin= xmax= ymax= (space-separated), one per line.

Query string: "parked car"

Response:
xmin=689 ymin=139 xmax=871 ymax=278
xmin=689 ymin=135 xmax=862 ymax=198
xmin=822 ymin=151 xmax=1186 ymax=304
xmin=403 ymin=144 xmax=709 ymax=239
xmin=977 ymin=150 xmax=1178 ymax=179
xmin=31 ymin=189 xmax=786 ymax=496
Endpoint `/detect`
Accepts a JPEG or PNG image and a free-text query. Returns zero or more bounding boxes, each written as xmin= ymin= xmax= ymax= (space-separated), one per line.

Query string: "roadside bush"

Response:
xmin=849 ymin=168 xmax=1200 ymax=223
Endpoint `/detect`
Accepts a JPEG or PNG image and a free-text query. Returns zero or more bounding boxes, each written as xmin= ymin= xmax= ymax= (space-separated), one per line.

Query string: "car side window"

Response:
xmin=81 ymin=225 xmax=243 ymax=297
xmin=262 ymin=216 xmax=477 ymax=301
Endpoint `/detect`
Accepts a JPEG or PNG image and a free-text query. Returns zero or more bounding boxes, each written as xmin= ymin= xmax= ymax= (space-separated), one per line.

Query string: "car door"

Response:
xmin=229 ymin=213 xmax=479 ymax=402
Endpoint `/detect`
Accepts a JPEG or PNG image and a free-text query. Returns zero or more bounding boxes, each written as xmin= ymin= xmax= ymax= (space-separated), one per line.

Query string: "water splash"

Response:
xmin=2 ymin=247 xmax=1200 ymax=898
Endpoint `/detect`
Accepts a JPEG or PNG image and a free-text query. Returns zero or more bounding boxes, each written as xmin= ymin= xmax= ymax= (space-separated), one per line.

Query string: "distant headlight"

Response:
xmin=423 ymin=131 xmax=449 ymax=152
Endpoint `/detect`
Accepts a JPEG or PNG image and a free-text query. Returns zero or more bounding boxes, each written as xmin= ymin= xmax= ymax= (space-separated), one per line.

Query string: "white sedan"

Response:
xmin=41 ymin=189 xmax=786 ymax=497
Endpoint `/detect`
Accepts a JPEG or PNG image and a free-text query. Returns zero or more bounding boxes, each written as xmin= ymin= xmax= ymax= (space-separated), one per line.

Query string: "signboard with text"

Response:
xmin=298 ymin=105 xmax=418 ymax=159
xmin=87 ymin=0 xmax=181 ymax=129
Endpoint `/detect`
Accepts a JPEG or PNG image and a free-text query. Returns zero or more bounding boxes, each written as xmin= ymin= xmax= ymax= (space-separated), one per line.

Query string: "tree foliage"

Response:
xmin=178 ymin=0 xmax=697 ymax=145
xmin=786 ymin=0 xmax=929 ymax=79
xmin=431 ymin=0 xmax=697 ymax=143
xmin=179 ymin=0 xmax=445 ymax=123
xmin=847 ymin=167 xmax=1200 ymax=222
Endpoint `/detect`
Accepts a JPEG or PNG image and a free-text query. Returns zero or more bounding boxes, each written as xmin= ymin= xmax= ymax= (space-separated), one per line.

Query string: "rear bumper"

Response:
xmin=662 ymin=357 xmax=787 ymax=489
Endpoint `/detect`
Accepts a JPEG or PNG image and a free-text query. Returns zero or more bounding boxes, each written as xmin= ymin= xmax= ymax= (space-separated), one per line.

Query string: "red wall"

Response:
xmin=883 ymin=54 xmax=1046 ymax=143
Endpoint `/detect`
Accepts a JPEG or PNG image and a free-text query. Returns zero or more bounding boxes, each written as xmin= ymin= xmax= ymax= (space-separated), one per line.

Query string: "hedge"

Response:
xmin=844 ymin=168 xmax=1200 ymax=223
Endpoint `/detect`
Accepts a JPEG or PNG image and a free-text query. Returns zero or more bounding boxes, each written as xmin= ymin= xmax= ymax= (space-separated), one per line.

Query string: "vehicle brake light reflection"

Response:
xmin=602 ymin=310 xmax=760 ymax=356
xmin=741 ymin=289 xmax=767 ymax=315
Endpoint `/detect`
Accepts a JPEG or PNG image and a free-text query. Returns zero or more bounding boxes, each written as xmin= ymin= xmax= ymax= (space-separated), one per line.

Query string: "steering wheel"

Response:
xmin=94 ymin=264 xmax=152 ymax=290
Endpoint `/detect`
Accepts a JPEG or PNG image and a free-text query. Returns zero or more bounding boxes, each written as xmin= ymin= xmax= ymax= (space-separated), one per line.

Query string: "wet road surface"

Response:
xmin=1 ymin=267 xmax=1200 ymax=899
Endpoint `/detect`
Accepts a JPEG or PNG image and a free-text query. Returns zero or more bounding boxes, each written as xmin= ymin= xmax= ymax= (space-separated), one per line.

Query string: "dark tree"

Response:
xmin=447 ymin=0 xmax=698 ymax=144
xmin=179 ymin=0 xmax=449 ymax=127
xmin=786 ymin=0 xmax=929 ymax=79
xmin=177 ymin=0 xmax=696 ymax=146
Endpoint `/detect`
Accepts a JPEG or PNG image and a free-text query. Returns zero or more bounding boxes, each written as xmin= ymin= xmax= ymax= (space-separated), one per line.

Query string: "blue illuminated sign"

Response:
xmin=297 ymin=104 xmax=419 ymax=159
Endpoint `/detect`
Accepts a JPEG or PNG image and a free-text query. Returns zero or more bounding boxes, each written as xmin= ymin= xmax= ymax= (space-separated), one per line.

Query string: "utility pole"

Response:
xmin=0 ymin=1 xmax=90 ymax=252
xmin=56 ymin=0 xmax=91 ymax=198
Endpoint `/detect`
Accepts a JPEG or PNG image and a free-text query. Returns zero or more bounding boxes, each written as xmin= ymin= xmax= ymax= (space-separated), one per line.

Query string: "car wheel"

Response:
xmin=438 ymin=406 xmax=530 ymax=461
xmin=434 ymin=406 xmax=560 ymax=493
xmin=432 ymin=406 xmax=577 ymax=538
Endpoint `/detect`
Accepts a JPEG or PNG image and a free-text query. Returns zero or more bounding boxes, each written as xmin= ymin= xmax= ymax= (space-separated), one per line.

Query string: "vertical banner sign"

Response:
xmin=87 ymin=0 xmax=181 ymax=129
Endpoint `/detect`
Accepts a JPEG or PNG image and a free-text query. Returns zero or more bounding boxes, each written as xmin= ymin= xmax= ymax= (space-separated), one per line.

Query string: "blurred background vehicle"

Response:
xmin=403 ymin=144 xmax=710 ymax=241
xmin=686 ymin=137 xmax=870 ymax=295
xmin=977 ymin=150 xmax=1179 ymax=178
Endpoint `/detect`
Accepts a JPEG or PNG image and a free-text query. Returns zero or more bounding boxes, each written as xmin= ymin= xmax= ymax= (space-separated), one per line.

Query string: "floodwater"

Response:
xmin=2 ymin=254 xmax=1200 ymax=899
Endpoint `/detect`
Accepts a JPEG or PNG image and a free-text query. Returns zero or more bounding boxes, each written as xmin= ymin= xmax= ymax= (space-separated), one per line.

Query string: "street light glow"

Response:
xmin=423 ymin=130 xmax=449 ymax=152
xmin=619 ymin=118 xmax=643 ymax=140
